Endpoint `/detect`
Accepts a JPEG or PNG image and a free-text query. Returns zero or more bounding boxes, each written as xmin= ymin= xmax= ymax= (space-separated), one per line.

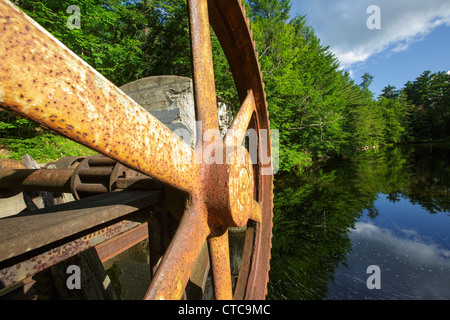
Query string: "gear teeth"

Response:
xmin=211 ymin=0 xmax=274 ymax=299
xmin=236 ymin=0 xmax=274 ymax=299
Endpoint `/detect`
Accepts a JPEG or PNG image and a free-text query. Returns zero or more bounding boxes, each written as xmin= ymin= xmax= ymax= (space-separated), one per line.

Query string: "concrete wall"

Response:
xmin=120 ymin=75 xmax=232 ymax=146
xmin=120 ymin=76 xmax=197 ymax=147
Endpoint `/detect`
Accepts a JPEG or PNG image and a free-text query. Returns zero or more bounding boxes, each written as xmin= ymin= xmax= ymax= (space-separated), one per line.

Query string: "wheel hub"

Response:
xmin=227 ymin=145 xmax=254 ymax=228
xmin=202 ymin=144 xmax=254 ymax=229
xmin=238 ymin=167 xmax=250 ymax=206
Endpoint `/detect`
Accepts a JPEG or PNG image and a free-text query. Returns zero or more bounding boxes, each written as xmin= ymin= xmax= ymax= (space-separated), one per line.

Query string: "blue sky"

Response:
xmin=289 ymin=0 xmax=450 ymax=97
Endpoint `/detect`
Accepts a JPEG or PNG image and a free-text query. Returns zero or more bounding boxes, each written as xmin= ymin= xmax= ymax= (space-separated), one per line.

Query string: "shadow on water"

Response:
xmin=267 ymin=143 xmax=450 ymax=300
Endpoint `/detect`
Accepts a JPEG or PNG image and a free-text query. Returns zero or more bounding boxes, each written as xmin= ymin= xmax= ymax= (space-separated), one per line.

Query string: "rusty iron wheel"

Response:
xmin=0 ymin=0 xmax=273 ymax=299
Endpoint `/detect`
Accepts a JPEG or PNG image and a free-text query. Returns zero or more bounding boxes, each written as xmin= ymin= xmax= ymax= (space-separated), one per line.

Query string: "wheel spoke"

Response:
xmin=250 ymin=199 xmax=262 ymax=223
xmin=224 ymin=90 xmax=256 ymax=147
xmin=0 ymin=1 xmax=196 ymax=193
xmin=144 ymin=200 xmax=210 ymax=300
xmin=233 ymin=226 xmax=256 ymax=300
xmin=0 ymin=0 xmax=274 ymax=301
xmin=208 ymin=230 xmax=233 ymax=300
xmin=188 ymin=0 xmax=220 ymax=139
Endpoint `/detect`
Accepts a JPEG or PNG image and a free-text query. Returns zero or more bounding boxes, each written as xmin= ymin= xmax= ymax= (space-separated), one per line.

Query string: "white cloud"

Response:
xmin=339 ymin=222 xmax=450 ymax=299
xmin=352 ymin=222 xmax=450 ymax=267
xmin=293 ymin=0 xmax=450 ymax=68
xmin=447 ymin=70 xmax=450 ymax=75
xmin=348 ymin=69 xmax=355 ymax=79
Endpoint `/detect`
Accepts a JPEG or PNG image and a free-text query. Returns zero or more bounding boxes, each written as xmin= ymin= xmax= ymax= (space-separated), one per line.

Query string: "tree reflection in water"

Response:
xmin=268 ymin=143 xmax=450 ymax=300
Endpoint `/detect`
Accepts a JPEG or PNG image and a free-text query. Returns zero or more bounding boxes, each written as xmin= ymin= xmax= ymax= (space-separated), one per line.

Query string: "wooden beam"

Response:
xmin=0 ymin=190 xmax=161 ymax=262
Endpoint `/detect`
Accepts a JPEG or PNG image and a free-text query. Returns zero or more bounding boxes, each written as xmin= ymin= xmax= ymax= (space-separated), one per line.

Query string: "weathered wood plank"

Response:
xmin=0 ymin=1 xmax=196 ymax=193
xmin=0 ymin=190 xmax=162 ymax=261
xmin=0 ymin=219 xmax=142 ymax=290
xmin=50 ymin=247 xmax=118 ymax=300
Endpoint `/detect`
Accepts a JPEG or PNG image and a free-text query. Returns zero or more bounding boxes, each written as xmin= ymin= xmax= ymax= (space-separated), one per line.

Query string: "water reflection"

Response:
xmin=268 ymin=143 xmax=450 ymax=300
xmin=328 ymin=219 xmax=450 ymax=299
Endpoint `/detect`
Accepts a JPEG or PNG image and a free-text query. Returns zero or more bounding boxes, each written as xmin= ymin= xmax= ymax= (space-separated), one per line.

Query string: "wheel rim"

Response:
xmin=0 ymin=0 xmax=273 ymax=300
xmin=208 ymin=0 xmax=273 ymax=300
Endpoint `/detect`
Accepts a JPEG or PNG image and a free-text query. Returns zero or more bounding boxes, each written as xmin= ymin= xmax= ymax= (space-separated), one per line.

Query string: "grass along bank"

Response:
xmin=0 ymin=133 xmax=97 ymax=163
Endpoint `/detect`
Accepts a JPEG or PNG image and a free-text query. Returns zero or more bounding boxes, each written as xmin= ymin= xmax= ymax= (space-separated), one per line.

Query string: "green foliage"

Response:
xmin=143 ymin=0 xmax=192 ymax=78
xmin=211 ymin=31 xmax=241 ymax=111
xmin=1 ymin=106 xmax=95 ymax=163
xmin=2 ymin=0 xmax=448 ymax=170
xmin=359 ymin=72 xmax=374 ymax=91
xmin=0 ymin=133 xmax=96 ymax=162
xmin=244 ymin=0 xmax=449 ymax=172
xmin=378 ymin=91 xmax=410 ymax=144
xmin=404 ymin=70 xmax=450 ymax=141
xmin=245 ymin=1 xmax=376 ymax=167
xmin=268 ymin=143 xmax=450 ymax=299
xmin=16 ymin=0 xmax=148 ymax=87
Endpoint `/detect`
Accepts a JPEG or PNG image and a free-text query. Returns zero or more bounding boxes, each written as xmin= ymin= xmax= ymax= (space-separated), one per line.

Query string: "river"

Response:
xmin=267 ymin=143 xmax=450 ymax=300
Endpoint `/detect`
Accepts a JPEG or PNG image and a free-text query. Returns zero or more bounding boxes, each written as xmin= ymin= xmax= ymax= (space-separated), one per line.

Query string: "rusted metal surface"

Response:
xmin=0 ymin=154 xmax=163 ymax=198
xmin=141 ymin=0 xmax=267 ymax=300
xmin=0 ymin=220 xmax=142 ymax=289
xmin=208 ymin=230 xmax=233 ymax=299
xmin=0 ymin=159 xmax=25 ymax=198
xmin=232 ymin=225 xmax=256 ymax=300
xmin=144 ymin=198 xmax=210 ymax=300
xmin=188 ymin=242 xmax=210 ymax=298
xmin=0 ymin=0 xmax=196 ymax=194
xmin=95 ymin=222 xmax=149 ymax=263
xmin=0 ymin=0 xmax=273 ymax=300
xmin=70 ymin=154 xmax=160 ymax=199
xmin=188 ymin=0 xmax=220 ymax=140
xmin=0 ymin=159 xmax=25 ymax=170
xmin=44 ymin=156 xmax=85 ymax=170
xmin=223 ymin=90 xmax=257 ymax=147
xmin=0 ymin=168 xmax=73 ymax=193
xmin=208 ymin=0 xmax=274 ymax=299
xmin=0 ymin=190 xmax=161 ymax=262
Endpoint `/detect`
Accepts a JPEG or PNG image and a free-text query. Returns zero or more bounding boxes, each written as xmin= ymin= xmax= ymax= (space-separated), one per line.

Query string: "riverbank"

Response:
xmin=290 ymin=137 xmax=450 ymax=174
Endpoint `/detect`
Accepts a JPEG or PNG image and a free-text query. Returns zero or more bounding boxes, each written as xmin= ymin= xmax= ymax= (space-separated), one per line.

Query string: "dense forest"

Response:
xmin=1 ymin=0 xmax=449 ymax=170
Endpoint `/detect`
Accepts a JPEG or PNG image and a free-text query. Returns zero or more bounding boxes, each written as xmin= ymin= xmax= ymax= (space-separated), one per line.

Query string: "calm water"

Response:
xmin=268 ymin=143 xmax=450 ymax=300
